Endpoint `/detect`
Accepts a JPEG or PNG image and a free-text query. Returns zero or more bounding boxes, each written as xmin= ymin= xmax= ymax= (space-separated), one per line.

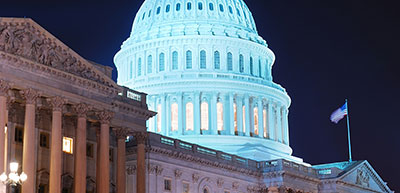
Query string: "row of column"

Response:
xmin=148 ymin=92 xmax=289 ymax=145
xmin=0 ymin=80 xmax=129 ymax=193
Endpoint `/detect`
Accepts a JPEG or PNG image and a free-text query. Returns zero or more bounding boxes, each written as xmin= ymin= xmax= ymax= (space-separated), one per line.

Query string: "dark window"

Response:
xmin=172 ymin=51 xmax=178 ymax=70
xmin=187 ymin=2 xmax=192 ymax=10
xmin=198 ymin=2 xmax=203 ymax=10
xmin=250 ymin=57 xmax=254 ymax=75
xmin=237 ymin=8 xmax=241 ymax=16
xmin=176 ymin=3 xmax=181 ymax=11
xmin=259 ymin=59 xmax=262 ymax=77
xmin=166 ymin=5 xmax=171 ymax=12
xmin=209 ymin=3 xmax=214 ymax=11
xmin=15 ymin=127 xmax=23 ymax=143
xmin=157 ymin=7 xmax=161 ymax=14
xmin=214 ymin=51 xmax=220 ymax=69
xmin=87 ymin=143 xmax=94 ymax=158
xmin=227 ymin=52 xmax=233 ymax=71
xmin=142 ymin=12 xmax=146 ymax=20
xmin=239 ymin=54 xmax=244 ymax=73
xmin=229 ymin=6 xmax=233 ymax=14
xmin=109 ymin=148 xmax=114 ymax=162
xmin=219 ymin=4 xmax=224 ymax=12
xmin=148 ymin=10 xmax=152 ymax=17
xmin=186 ymin=50 xmax=192 ymax=69
xmin=159 ymin=53 xmax=165 ymax=72
xmin=39 ymin=132 xmax=49 ymax=148
xmin=164 ymin=179 xmax=172 ymax=191
xmin=200 ymin=50 xmax=206 ymax=69
xmin=38 ymin=184 xmax=47 ymax=193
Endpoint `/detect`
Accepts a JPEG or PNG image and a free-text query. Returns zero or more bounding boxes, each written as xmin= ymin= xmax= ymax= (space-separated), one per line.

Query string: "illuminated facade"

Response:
xmin=115 ymin=0 xmax=300 ymax=163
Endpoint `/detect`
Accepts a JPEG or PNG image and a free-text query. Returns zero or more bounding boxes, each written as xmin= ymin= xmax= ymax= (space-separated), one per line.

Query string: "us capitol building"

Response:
xmin=0 ymin=0 xmax=394 ymax=193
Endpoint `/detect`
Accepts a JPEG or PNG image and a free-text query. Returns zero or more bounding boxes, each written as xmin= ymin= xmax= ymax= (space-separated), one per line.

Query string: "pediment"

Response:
xmin=338 ymin=161 xmax=392 ymax=193
xmin=0 ymin=17 xmax=118 ymax=90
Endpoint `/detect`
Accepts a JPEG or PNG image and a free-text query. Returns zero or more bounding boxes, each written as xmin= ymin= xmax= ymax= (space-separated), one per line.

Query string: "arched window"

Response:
xmin=157 ymin=104 xmax=162 ymax=132
xmin=229 ymin=6 xmax=233 ymax=14
xmin=219 ymin=4 xmax=224 ymax=12
xmin=233 ymin=103 xmax=237 ymax=133
xmin=258 ymin=59 xmax=262 ymax=77
xmin=176 ymin=3 xmax=181 ymax=11
xmin=137 ymin=58 xmax=142 ymax=76
xmin=250 ymin=57 xmax=253 ymax=75
xmin=217 ymin=102 xmax=223 ymax=131
xmin=159 ymin=53 xmax=165 ymax=72
xmin=198 ymin=2 xmax=203 ymax=10
xmin=263 ymin=109 xmax=267 ymax=138
xmin=172 ymin=51 xmax=178 ymax=70
xmin=166 ymin=4 xmax=171 ymax=12
xmin=156 ymin=7 xmax=161 ymax=14
xmin=147 ymin=55 xmax=152 ymax=73
xmin=186 ymin=103 xmax=194 ymax=131
xmin=201 ymin=102 xmax=209 ymax=130
xmin=254 ymin=107 xmax=259 ymax=135
xmin=203 ymin=188 xmax=209 ymax=193
xmin=187 ymin=2 xmax=192 ymax=10
xmin=227 ymin=52 xmax=233 ymax=71
xmin=239 ymin=54 xmax=244 ymax=73
xmin=209 ymin=3 xmax=214 ymax=11
xmin=200 ymin=50 xmax=206 ymax=69
xmin=171 ymin=103 xmax=178 ymax=131
xmin=186 ymin=50 xmax=192 ymax=69
xmin=214 ymin=51 xmax=220 ymax=69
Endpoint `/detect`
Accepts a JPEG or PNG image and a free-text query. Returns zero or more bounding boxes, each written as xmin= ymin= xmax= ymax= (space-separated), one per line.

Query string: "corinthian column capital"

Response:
xmin=74 ymin=103 xmax=91 ymax=118
xmin=96 ymin=110 xmax=114 ymax=124
xmin=48 ymin=96 xmax=67 ymax=112
xmin=0 ymin=80 xmax=10 ymax=96
xmin=113 ymin=128 xmax=130 ymax=139
xmin=20 ymin=88 xmax=39 ymax=105
xmin=133 ymin=132 xmax=148 ymax=144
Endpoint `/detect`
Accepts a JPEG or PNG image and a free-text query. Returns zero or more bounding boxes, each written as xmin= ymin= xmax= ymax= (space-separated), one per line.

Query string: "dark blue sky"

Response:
xmin=2 ymin=0 xmax=399 ymax=190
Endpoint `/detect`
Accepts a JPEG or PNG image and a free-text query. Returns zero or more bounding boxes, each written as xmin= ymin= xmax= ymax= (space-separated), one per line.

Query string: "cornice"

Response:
xmin=112 ymin=100 xmax=156 ymax=120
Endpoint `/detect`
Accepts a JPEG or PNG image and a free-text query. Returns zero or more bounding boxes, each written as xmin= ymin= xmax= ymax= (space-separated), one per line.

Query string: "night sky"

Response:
xmin=2 ymin=0 xmax=399 ymax=190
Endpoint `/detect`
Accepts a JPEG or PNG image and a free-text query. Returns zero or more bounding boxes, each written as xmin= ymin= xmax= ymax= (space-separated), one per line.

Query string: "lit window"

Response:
xmin=164 ymin=179 xmax=172 ymax=191
xmin=200 ymin=50 xmax=206 ymax=69
xmin=239 ymin=54 xmax=244 ymax=73
xmin=219 ymin=4 xmax=224 ymax=12
xmin=186 ymin=50 xmax=192 ymax=69
xmin=250 ymin=57 xmax=254 ymax=75
xmin=171 ymin=103 xmax=178 ymax=131
xmin=186 ymin=103 xmax=194 ymax=131
xmin=233 ymin=103 xmax=237 ymax=133
xmin=183 ymin=183 xmax=190 ymax=193
xmin=39 ymin=132 xmax=49 ymax=148
xmin=242 ymin=106 xmax=246 ymax=133
xmin=201 ymin=102 xmax=209 ymax=130
xmin=166 ymin=4 xmax=171 ymax=13
xmin=209 ymin=3 xmax=214 ymax=11
xmin=172 ymin=51 xmax=178 ymax=70
xmin=263 ymin=109 xmax=267 ymax=138
xmin=176 ymin=3 xmax=181 ymax=11
xmin=63 ymin=137 xmax=73 ymax=154
xmin=198 ymin=2 xmax=203 ymax=10
xmin=147 ymin=55 xmax=152 ymax=73
xmin=157 ymin=7 xmax=161 ymax=14
xmin=157 ymin=104 xmax=162 ymax=132
xmin=217 ymin=102 xmax=223 ymax=131
xmin=159 ymin=53 xmax=165 ymax=72
xmin=227 ymin=52 xmax=233 ymax=71
xmin=137 ymin=58 xmax=142 ymax=76
xmin=187 ymin=2 xmax=192 ymax=10
xmin=254 ymin=107 xmax=259 ymax=135
xmin=214 ymin=51 xmax=220 ymax=70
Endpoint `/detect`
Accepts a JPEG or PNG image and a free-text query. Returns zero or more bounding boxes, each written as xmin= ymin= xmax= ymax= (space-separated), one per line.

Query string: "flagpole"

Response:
xmin=345 ymin=99 xmax=352 ymax=162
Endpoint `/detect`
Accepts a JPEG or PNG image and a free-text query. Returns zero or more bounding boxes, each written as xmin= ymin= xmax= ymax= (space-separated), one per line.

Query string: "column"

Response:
xmin=228 ymin=93 xmax=235 ymax=135
xmin=177 ymin=93 xmax=183 ymax=135
xmin=283 ymin=108 xmax=289 ymax=145
xmin=258 ymin=98 xmax=264 ymax=138
xmin=73 ymin=103 xmax=91 ymax=193
xmin=20 ymin=89 xmax=39 ymax=193
xmin=244 ymin=95 xmax=250 ymax=136
xmin=115 ymin=128 xmax=129 ymax=193
xmin=210 ymin=94 xmax=218 ymax=135
xmin=49 ymin=97 xmax=66 ymax=193
xmin=236 ymin=96 xmax=243 ymax=135
xmin=165 ymin=96 xmax=171 ymax=136
xmin=0 ymin=80 xmax=9 ymax=193
xmin=194 ymin=92 xmax=201 ymax=135
xmin=249 ymin=98 xmax=255 ymax=136
xmin=276 ymin=106 xmax=283 ymax=143
xmin=96 ymin=110 xmax=114 ymax=193
xmin=134 ymin=132 xmax=148 ymax=193
xmin=267 ymin=101 xmax=275 ymax=140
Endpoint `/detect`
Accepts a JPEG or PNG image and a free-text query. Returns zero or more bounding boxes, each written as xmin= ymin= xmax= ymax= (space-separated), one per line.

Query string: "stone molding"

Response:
xmin=20 ymin=88 xmax=39 ymax=105
xmin=192 ymin=173 xmax=200 ymax=184
xmin=0 ymin=19 xmax=118 ymax=89
xmin=74 ymin=103 xmax=91 ymax=118
xmin=48 ymin=96 xmax=66 ymax=112
xmin=113 ymin=128 xmax=130 ymax=139
xmin=96 ymin=110 xmax=114 ymax=125
xmin=216 ymin=178 xmax=224 ymax=188
xmin=174 ymin=169 xmax=182 ymax=179
xmin=133 ymin=132 xmax=148 ymax=145
xmin=111 ymin=101 xmax=156 ymax=120
xmin=126 ymin=165 xmax=136 ymax=175
xmin=0 ymin=79 xmax=10 ymax=96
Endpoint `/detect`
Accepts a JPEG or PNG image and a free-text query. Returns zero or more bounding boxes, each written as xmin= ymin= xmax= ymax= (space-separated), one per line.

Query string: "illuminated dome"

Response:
xmin=114 ymin=0 xmax=303 ymax=163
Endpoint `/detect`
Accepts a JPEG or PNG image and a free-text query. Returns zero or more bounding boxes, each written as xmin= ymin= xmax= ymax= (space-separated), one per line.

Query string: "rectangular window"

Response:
xmin=109 ymin=148 xmax=114 ymax=162
xmin=39 ymin=132 xmax=49 ymax=148
xmin=164 ymin=179 xmax=172 ymax=191
xmin=263 ymin=109 xmax=267 ymax=138
xmin=183 ymin=183 xmax=190 ymax=193
xmin=63 ymin=137 xmax=73 ymax=154
xmin=87 ymin=143 xmax=94 ymax=158
xmin=15 ymin=127 xmax=23 ymax=143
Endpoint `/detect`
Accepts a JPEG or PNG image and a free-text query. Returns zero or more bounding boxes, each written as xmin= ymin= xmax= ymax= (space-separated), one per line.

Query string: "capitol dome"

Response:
xmin=114 ymin=0 xmax=303 ymax=163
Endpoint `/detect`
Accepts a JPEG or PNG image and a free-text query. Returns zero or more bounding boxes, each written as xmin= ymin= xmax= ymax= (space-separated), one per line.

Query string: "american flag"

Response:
xmin=330 ymin=102 xmax=348 ymax=124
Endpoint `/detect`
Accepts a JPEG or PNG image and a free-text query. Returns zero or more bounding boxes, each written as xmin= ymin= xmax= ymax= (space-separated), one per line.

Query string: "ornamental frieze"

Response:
xmin=0 ymin=19 xmax=115 ymax=88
